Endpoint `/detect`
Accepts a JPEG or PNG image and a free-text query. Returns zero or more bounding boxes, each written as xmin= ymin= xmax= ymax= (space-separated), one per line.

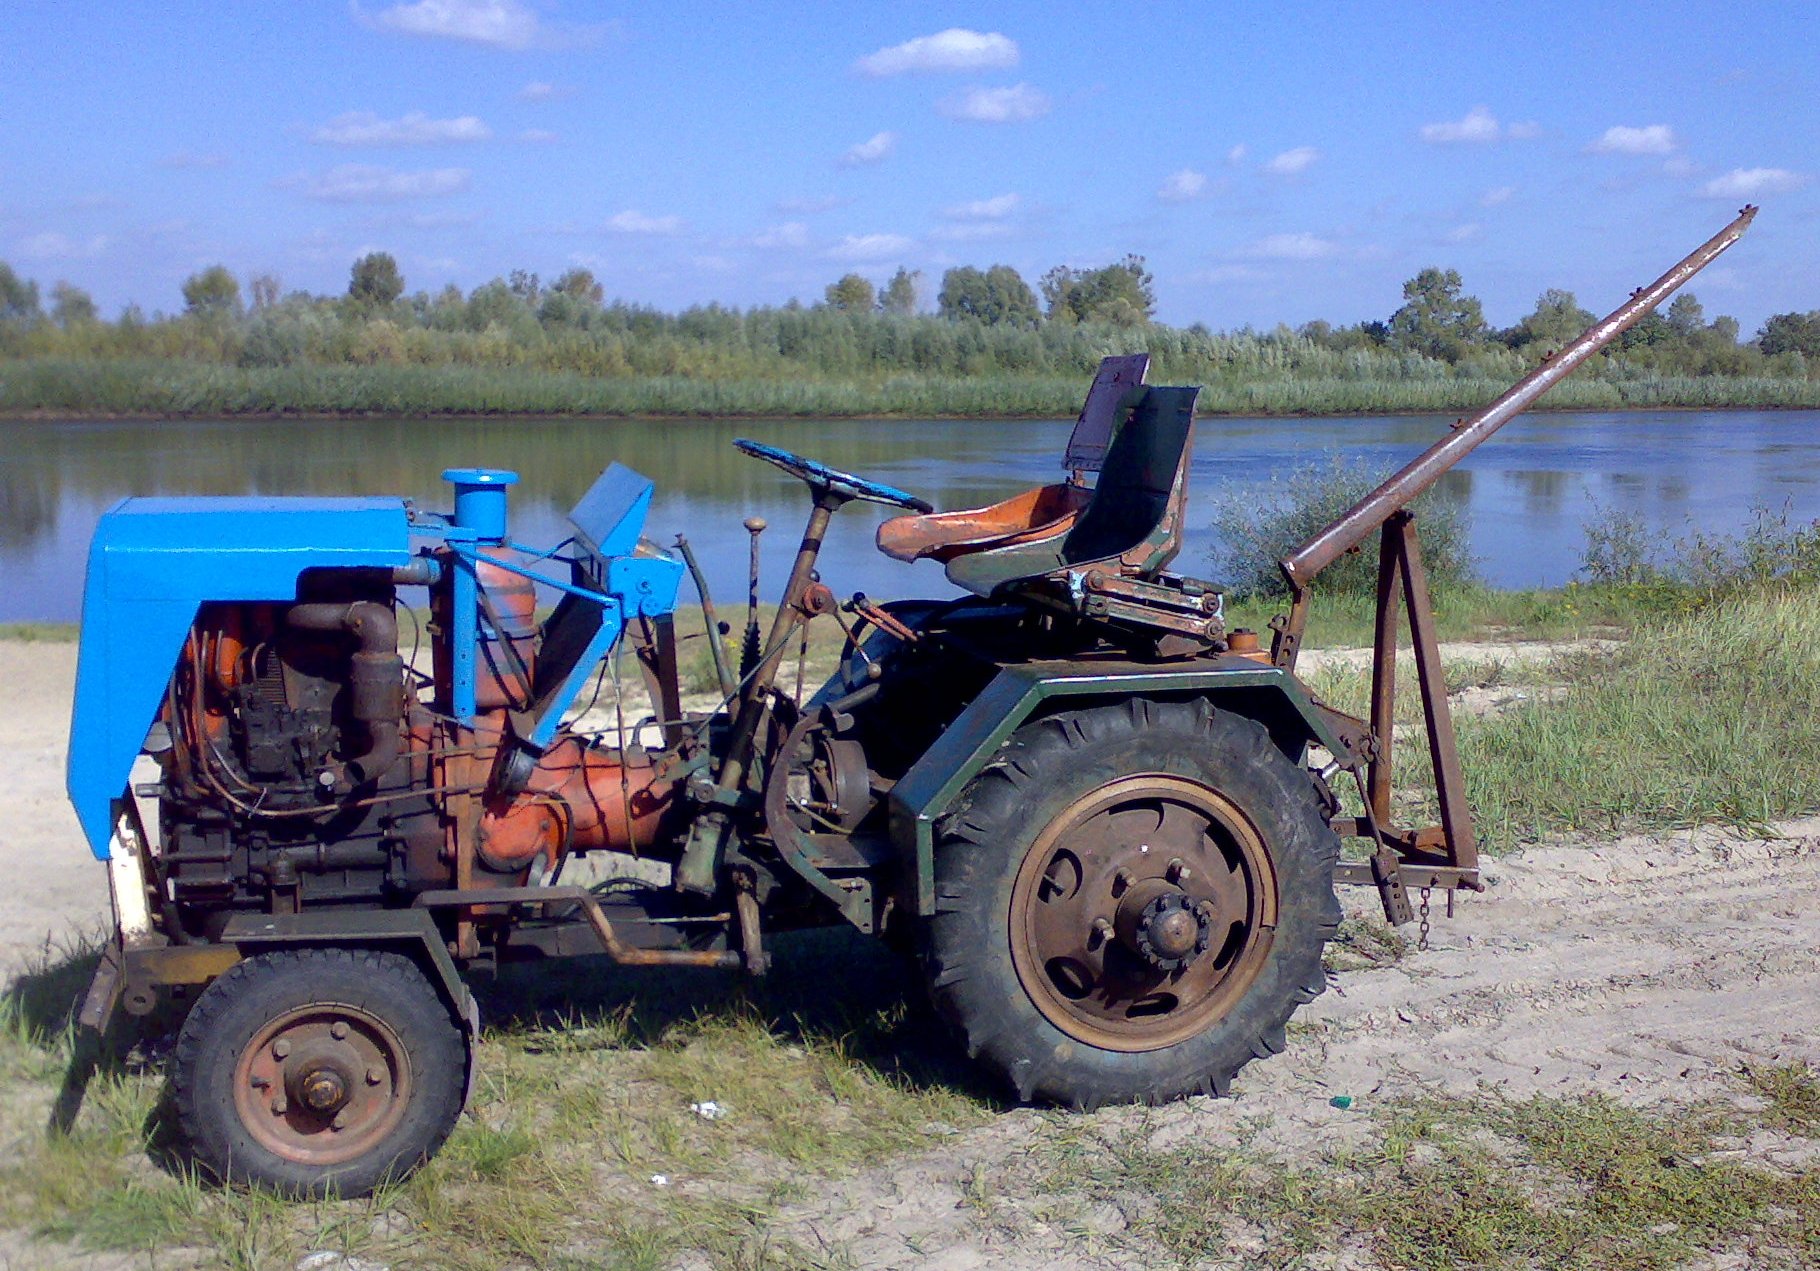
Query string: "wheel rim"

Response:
xmin=232 ymin=1003 xmax=413 ymax=1167
xmin=1008 ymin=774 xmax=1280 ymax=1052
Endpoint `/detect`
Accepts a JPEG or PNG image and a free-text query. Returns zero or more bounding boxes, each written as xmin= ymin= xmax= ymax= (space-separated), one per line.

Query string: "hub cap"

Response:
xmin=1008 ymin=774 xmax=1279 ymax=1052
xmin=232 ymin=1004 xmax=412 ymax=1166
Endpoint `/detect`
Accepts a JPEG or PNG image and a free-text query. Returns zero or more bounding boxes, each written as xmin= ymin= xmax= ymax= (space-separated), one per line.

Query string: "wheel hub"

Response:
xmin=233 ymin=1005 xmax=411 ymax=1166
xmin=1009 ymin=774 xmax=1280 ymax=1052
xmin=1117 ymin=886 xmax=1213 ymax=971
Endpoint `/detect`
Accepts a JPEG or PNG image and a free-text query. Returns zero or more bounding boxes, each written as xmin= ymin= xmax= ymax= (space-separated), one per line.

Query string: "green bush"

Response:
xmin=1208 ymin=456 xmax=1477 ymax=599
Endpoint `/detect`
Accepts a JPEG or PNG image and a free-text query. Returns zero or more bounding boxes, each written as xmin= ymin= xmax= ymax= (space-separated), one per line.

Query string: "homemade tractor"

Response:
xmin=69 ymin=210 xmax=1753 ymax=1195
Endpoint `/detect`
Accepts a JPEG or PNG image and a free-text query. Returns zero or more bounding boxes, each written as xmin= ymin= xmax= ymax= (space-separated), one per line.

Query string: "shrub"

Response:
xmin=1208 ymin=455 xmax=1476 ymax=599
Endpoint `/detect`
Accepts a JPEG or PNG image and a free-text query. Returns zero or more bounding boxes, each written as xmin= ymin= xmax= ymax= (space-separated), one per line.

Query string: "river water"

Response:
xmin=3 ymin=410 xmax=1817 ymax=623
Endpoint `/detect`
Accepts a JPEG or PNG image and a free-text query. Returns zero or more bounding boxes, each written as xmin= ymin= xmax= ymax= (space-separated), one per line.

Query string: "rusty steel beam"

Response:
xmin=1280 ymin=206 xmax=1757 ymax=590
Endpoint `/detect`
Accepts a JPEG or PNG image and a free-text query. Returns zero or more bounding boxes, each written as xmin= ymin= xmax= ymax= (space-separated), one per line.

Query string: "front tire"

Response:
xmin=924 ymin=698 xmax=1341 ymax=1106
xmin=171 ymin=948 xmax=467 ymax=1197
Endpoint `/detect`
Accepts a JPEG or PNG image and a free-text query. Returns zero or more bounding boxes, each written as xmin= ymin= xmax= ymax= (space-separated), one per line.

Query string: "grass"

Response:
xmin=6 ymin=356 xmax=1820 ymax=420
xmin=0 ymin=929 xmax=992 ymax=1269
xmin=1287 ymin=582 xmax=1820 ymax=851
xmin=0 ymin=621 xmax=77 ymax=643
xmin=1043 ymin=1075 xmax=1820 ymax=1269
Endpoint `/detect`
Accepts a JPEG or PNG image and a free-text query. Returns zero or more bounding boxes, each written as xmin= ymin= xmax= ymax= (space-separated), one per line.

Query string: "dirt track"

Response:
xmin=9 ymin=638 xmax=1820 ymax=1266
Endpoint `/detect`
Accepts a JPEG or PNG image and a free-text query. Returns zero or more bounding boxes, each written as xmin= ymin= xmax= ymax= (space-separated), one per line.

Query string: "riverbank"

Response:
xmin=5 ymin=357 xmax=1820 ymax=419
xmin=6 ymin=585 xmax=1820 ymax=1267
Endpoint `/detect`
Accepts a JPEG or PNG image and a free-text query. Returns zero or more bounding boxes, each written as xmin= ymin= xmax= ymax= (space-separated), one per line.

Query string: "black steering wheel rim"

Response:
xmin=733 ymin=438 xmax=933 ymax=513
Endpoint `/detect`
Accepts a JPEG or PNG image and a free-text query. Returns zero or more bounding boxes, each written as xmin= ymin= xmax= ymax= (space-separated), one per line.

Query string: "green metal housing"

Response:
xmin=886 ymin=656 xmax=1351 ymax=916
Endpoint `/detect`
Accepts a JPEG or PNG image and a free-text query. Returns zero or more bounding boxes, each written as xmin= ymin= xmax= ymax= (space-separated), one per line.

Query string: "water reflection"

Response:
xmin=3 ymin=410 xmax=1818 ymax=621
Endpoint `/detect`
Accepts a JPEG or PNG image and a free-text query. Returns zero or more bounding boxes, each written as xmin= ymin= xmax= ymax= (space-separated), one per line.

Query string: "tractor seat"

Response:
xmin=878 ymin=355 xmax=1200 ymax=598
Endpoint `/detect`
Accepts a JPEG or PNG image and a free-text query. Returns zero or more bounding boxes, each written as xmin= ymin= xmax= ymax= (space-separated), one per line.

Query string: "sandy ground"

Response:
xmin=0 ymin=641 xmax=107 ymax=969
xmin=9 ymin=636 xmax=1820 ymax=1267
xmin=754 ymin=817 xmax=1820 ymax=1269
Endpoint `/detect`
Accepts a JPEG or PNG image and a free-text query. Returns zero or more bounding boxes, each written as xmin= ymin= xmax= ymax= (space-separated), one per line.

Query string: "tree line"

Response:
xmin=1 ymin=250 xmax=1815 ymax=387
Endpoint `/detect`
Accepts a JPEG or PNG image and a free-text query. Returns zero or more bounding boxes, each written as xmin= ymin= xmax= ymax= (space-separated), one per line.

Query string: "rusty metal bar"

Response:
xmin=1396 ymin=514 xmax=1478 ymax=879
xmin=1281 ymin=206 xmax=1757 ymax=589
xmin=1333 ymin=862 xmax=1480 ymax=891
xmin=1367 ymin=521 xmax=1402 ymax=824
xmin=414 ymin=886 xmax=744 ymax=969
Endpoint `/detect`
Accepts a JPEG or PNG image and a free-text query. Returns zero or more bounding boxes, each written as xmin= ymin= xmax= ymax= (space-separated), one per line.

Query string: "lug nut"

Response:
xmin=331 ymin=1110 xmax=348 ymax=1131
xmin=270 ymin=1096 xmax=288 ymax=1115
xmin=1113 ymin=868 xmax=1135 ymax=894
xmin=1167 ymin=858 xmax=1192 ymax=884
xmin=272 ymin=1039 xmax=291 ymax=1059
xmin=366 ymin=1067 xmax=384 ymax=1086
xmin=1091 ymin=917 xmax=1115 ymax=946
xmin=330 ymin=1021 xmax=350 ymax=1041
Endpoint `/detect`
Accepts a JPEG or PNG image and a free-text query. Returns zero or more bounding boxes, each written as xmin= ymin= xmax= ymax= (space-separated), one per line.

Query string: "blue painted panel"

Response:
xmin=67 ymin=497 xmax=412 ymax=859
xmin=568 ymin=464 xmax=653 ymax=563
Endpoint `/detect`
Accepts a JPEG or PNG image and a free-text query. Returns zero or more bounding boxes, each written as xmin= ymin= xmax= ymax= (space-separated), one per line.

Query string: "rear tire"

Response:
xmin=923 ymin=698 xmax=1340 ymax=1106
xmin=171 ymin=947 xmax=466 ymax=1197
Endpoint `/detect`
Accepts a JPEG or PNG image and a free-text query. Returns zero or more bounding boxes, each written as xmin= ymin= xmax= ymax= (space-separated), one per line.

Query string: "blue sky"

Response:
xmin=2 ymin=1 xmax=1813 ymax=332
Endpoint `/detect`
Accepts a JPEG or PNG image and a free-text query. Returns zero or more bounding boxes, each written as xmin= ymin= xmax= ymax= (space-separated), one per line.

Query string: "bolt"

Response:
xmin=270 ymin=1096 xmax=288 ymax=1115
xmin=366 ymin=1067 xmax=384 ymax=1086
xmin=1091 ymin=917 xmax=1115 ymax=947
xmin=1113 ymin=868 xmax=1134 ymax=895
xmin=330 ymin=1021 xmax=350 ymax=1041
xmin=1167 ymin=858 xmax=1192 ymax=885
xmin=272 ymin=1039 xmax=291 ymax=1059
xmin=331 ymin=1110 xmax=348 ymax=1131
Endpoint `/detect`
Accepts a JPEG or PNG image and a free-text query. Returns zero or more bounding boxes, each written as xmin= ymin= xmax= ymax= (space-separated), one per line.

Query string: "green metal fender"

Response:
xmin=886 ymin=656 xmax=1355 ymax=917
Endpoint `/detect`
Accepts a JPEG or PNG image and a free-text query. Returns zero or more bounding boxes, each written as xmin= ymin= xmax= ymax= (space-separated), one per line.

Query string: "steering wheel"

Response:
xmin=734 ymin=439 xmax=933 ymax=513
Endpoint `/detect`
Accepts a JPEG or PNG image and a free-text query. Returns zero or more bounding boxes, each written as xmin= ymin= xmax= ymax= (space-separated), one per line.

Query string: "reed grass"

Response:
xmin=6 ymin=357 xmax=1818 ymax=419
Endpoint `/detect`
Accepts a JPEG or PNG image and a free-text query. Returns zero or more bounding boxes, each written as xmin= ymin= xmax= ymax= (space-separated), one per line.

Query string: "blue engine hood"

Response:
xmin=67 ymin=497 xmax=413 ymax=858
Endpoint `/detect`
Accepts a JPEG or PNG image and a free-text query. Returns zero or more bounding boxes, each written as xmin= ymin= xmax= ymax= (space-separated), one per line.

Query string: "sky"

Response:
xmin=1 ymin=1 xmax=1814 ymax=333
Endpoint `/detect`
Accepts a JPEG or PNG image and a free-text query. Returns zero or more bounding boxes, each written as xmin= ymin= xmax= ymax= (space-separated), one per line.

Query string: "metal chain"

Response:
xmin=1418 ymin=886 xmax=1432 ymax=951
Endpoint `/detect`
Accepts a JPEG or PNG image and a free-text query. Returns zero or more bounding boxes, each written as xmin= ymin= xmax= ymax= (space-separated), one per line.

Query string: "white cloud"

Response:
xmin=752 ymin=222 xmax=810 ymax=249
xmin=840 ymin=131 xmax=897 ymax=167
xmin=160 ymin=150 xmax=230 ymax=170
xmin=517 ymin=80 xmax=566 ymax=101
xmin=939 ymin=83 xmax=1051 ymax=124
xmin=1420 ymin=107 xmax=1538 ymax=144
xmin=1698 ymin=167 xmax=1805 ymax=199
xmin=1157 ymin=168 xmax=1208 ymax=203
xmin=1589 ymin=124 xmax=1678 ymax=155
xmin=855 ymin=29 xmax=1017 ymax=76
xmin=360 ymin=0 xmax=539 ymax=47
xmin=1242 ymin=232 xmax=1336 ymax=260
xmin=311 ymin=111 xmax=492 ymax=145
xmin=930 ymin=222 xmax=1015 ymax=242
xmin=16 ymin=231 xmax=109 ymax=259
xmin=1420 ymin=106 xmax=1501 ymax=144
xmin=827 ymin=233 xmax=915 ymax=262
xmin=1195 ymin=264 xmax=1268 ymax=285
xmin=776 ymin=194 xmax=847 ymax=214
xmin=607 ymin=210 xmax=683 ymax=235
xmin=1264 ymin=146 xmax=1319 ymax=176
xmin=518 ymin=129 xmax=558 ymax=144
xmin=1445 ymin=223 xmax=1482 ymax=243
xmin=285 ymin=164 xmax=471 ymax=202
xmin=942 ymin=193 xmax=1019 ymax=220
xmin=357 ymin=0 xmax=609 ymax=50
xmin=1226 ymin=143 xmax=1248 ymax=165
xmin=1480 ymin=185 xmax=1516 ymax=207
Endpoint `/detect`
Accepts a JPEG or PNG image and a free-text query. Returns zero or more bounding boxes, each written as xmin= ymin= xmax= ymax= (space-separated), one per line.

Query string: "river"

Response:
xmin=3 ymin=409 xmax=1817 ymax=623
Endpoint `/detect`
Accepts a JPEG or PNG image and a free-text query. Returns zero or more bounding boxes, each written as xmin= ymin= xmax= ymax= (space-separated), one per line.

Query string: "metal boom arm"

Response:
xmin=1280 ymin=204 xmax=1758 ymax=592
